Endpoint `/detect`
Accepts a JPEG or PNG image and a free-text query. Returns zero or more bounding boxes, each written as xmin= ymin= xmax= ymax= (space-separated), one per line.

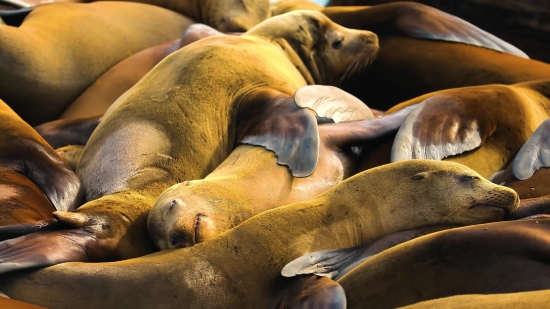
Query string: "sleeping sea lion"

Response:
xmin=0 ymin=10 xmax=379 ymax=272
xmin=317 ymin=3 xmax=550 ymax=110
xmin=0 ymin=1 xmax=193 ymax=125
xmin=148 ymin=91 xmax=416 ymax=249
xmin=60 ymin=24 xmax=226 ymax=119
xmin=328 ymin=219 xmax=550 ymax=309
xmin=387 ymin=79 xmax=550 ymax=178
xmin=0 ymin=160 xmax=519 ymax=308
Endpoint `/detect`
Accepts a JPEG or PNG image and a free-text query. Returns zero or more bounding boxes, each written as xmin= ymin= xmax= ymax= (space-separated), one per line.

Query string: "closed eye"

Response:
xmin=332 ymin=38 xmax=344 ymax=49
xmin=459 ymin=175 xmax=480 ymax=182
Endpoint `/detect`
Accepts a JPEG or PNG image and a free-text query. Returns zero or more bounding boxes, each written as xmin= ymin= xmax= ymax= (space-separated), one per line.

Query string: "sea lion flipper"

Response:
xmin=294 ymin=85 xmax=374 ymax=123
xmin=391 ymin=94 xmax=491 ymax=162
xmin=394 ymin=3 xmax=528 ymax=58
xmin=323 ymin=104 xmax=418 ymax=148
xmin=34 ymin=115 xmax=102 ymax=149
xmin=279 ymin=275 xmax=346 ymax=309
xmin=239 ymin=90 xmax=320 ymax=178
xmin=513 ymin=118 xmax=550 ymax=180
xmin=0 ymin=219 xmax=59 ymax=241
xmin=0 ymin=7 xmax=33 ymax=27
xmin=281 ymin=245 xmax=363 ymax=279
xmin=0 ymin=229 xmax=91 ymax=274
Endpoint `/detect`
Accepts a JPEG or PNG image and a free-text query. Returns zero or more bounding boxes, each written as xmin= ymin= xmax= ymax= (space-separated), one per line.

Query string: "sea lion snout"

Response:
xmin=472 ymin=186 xmax=520 ymax=215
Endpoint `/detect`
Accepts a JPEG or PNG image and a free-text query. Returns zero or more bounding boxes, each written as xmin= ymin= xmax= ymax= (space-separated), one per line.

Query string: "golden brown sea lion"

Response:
xmin=0 ymin=10 xmax=378 ymax=272
xmin=0 ymin=296 xmax=46 ymax=309
xmin=387 ymin=79 xmax=550 ymax=178
xmin=0 ymin=160 xmax=519 ymax=308
xmin=148 ymin=94 xmax=416 ymax=249
xmin=0 ymin=1 xmax=193 ymax=125
xmin=401 ymin=290 xmax=550 ymax=309
xmin=329 ymin=219 xmax=550 ymax=309
xmin=317 ymin=3 xmax=550 ymax=110
xmin=270 ymin=0 xmax=323 ymax=15
xmin=60 ymin=24 xmax=226 ymax=119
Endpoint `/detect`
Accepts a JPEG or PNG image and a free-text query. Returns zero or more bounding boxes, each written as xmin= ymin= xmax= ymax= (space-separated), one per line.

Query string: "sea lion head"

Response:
xmin=147 ymin=181 xmax=252 ymax=250
xmin=201 ymin=0 xmax=271 ymax=32
xmin=246 ymin=10 xmax=379 ymax=86
xmin=378 ymin=160 xmax=520 ymax=227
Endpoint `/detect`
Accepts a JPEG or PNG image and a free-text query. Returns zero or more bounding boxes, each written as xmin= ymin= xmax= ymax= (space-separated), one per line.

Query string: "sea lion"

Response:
xmin=324 ymin=219 xmax=550 ymax=309
xmin=0 ymin=10 xmax=379 ymax=272
xmin=0 ymin=160 xmax=519 ymax=308
xmin=401 ymin=290 xmax=550 ymax=309
xmin=0 ymin=1 xmax=194 ymax=125
xmin=60 ymin=24 xmax=226 ymax=119
xmin=317 ymin=3 xmax=550 ymax=110
xmin=270 ymin=0 xmax=323 ymax=15
xmin=0 ymin=168 xmax=56 ymax=241
xmin=0 ymin=98 xmax=82 ymax=213
xmin=387 ymin=79 xmax=550 ymax=178
xmin=0 ymin=296 xmax=46 ymax=309
xmin=148 ymin=94 xmax=416 ymax=249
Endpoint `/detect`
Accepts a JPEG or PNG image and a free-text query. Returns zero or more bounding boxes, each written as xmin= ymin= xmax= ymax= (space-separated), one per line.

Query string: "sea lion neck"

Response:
xmin=251 ymin=35 xmax=318 ymax=85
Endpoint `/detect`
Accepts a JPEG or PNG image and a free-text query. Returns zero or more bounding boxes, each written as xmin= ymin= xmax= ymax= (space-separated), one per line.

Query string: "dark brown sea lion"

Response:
xmin=317 ymin=3 xmax=550 ymax=110
xmin=148 ymin=92 xmax=416 ymax=249
xmin=34 ymin=115 xmax=101 ymax=148
xmin=0 ymin=1 xmax=193 ymax=125
xmin=387 ymin=79 xmax=550 ymax=178
xmin=0 ymin=168 xmax=56 ymax=241
xmin=60 ymin=24 xmax=226 ymax=119
xmin=330 ymin=219 xmax=550 ymax=309
xmin=0 ymin=10 xmax=379 ymax=272
xmin=0 ymin=160 xmax=519 ymax=308
xmin=0 ymin=98 xmax=82 ymax=213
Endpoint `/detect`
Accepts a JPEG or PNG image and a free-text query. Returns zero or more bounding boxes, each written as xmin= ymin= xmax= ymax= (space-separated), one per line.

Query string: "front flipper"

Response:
xmin=277 ymin=275 xmax=346 ymax=309
xmin=294 ymin=85 xmax=374 ymax=123
xmin=321 ymin=103 xmax=418 ymax=148
xmin=391 ymin=94 xmax=494 ymax=162
xmin=238 ymin=89 xmax=319 ymax=178
xmin=0 ymin=219 xmax=59 ymax=242
xmin=0 ymin=229 xmax=91 ymax=274
xmin=393 ymin=3 xmax=528 ymax=58
xmin=282 ymin=246 xmax=363 ymax=279
xmin=513 ymin=118 xmax=550 ymax=180
xmin=34 ymin=115 xmax=102 ymax=149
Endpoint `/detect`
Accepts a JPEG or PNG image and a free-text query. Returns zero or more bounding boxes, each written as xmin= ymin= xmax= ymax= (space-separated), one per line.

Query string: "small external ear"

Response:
xmin=294 ymin=85 xmax=374 ymax=123
xmin=411 ymin=172 xmax=430 ymax=180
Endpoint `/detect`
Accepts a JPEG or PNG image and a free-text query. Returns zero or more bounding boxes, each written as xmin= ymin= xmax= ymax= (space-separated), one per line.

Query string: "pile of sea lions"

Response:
xmin=0 ymin=0 xmax=550 ymax=308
